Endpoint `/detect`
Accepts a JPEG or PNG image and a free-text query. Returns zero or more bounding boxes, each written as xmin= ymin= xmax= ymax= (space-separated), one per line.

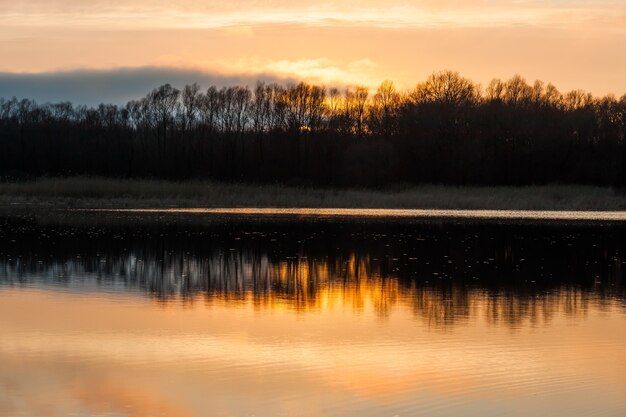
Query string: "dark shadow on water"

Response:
xmin=0 ymin=211 xmax=624 ymax=327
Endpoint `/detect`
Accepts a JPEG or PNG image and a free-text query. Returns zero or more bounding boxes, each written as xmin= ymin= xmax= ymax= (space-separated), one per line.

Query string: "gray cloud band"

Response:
xmin=0 ymin=67 xmax=296 ymax=105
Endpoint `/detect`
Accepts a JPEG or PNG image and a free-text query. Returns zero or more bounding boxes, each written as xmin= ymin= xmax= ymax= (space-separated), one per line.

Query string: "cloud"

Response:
xmin=1 ymin=2 xmax=624 ymax=97
xmin=215 ymin=58 xmax=381 ymax=89
xmin=0 ymin=67 xmax=297 ymax=105
xmin=2 ymin=0 xmax=624 ymax=30
xmin=0 ymin=57 xmax=385 ymax=105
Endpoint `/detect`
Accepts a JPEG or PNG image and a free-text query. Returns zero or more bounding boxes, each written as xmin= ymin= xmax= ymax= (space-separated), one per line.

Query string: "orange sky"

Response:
xmin=1 ymin=0 xmax=625 ymax=101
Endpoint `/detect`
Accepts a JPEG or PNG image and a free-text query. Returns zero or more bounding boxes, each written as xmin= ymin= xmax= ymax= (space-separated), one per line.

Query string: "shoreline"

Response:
xmin=1 ymin=177 xmax=626 ymax=212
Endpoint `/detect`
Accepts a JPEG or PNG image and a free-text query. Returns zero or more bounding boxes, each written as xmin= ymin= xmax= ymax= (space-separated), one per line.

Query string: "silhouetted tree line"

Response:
xmin=1 ymin=70 xmax=625 ymax=186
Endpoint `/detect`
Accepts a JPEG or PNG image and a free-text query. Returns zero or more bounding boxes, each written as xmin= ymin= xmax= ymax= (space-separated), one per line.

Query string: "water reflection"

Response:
xmin=1 ymin=214 xmax=626 ymax=417
xmin=1 ymin=215 xmax=624 ymax=327
xmin=89 ymin=207 xmax=626 ymax=221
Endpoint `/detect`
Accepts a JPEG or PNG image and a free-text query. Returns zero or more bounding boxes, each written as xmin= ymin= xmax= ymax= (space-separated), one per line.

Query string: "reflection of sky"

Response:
xmin=2 ymin=215 xmax=626 ymax=416
xmin=0 ymin=218 xmax=626 ymax=417
xmin=1 ymin=288 xmax=625 ymax=417
xmin=1 ymin=0 xmax=624 ymax=102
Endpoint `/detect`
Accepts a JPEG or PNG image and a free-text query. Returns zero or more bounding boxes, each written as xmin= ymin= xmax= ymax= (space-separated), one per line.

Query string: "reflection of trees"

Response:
xmin=481 ymin=289 xmax=591 ymax=328
xmin=1 ymin=250 xmax=621 ymax=328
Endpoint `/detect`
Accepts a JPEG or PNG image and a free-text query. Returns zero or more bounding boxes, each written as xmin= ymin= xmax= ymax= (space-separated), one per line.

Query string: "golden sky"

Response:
xmin=1 ymin=0 xmax=625 ymax=102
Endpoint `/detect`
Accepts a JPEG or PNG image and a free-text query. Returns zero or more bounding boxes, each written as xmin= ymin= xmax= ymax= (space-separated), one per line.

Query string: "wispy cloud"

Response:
xmin=1 ymin=0 xmax=624 ymax=30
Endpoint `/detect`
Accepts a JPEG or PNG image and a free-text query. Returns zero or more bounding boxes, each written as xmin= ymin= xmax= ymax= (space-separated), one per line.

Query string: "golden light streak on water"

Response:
xmin=86 ymin=207 xmax=626 ymax=221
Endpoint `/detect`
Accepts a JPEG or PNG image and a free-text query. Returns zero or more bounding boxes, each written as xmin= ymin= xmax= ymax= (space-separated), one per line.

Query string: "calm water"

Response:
xmin=1 ymin=211 xmax=626 ymax=417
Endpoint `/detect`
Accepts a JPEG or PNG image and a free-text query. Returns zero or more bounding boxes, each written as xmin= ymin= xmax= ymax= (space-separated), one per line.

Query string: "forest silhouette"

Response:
xmin=1 ymin=70 xmax=625 ymax=186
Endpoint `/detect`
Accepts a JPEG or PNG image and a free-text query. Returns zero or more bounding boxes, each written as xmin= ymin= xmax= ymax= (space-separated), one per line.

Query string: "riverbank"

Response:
xmin=0 ymin=177 xmax=625 ymax=211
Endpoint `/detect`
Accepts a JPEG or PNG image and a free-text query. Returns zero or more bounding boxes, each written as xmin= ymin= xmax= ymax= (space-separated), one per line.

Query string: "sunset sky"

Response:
xmin=1 ymin=0 xmax=625 ymax=103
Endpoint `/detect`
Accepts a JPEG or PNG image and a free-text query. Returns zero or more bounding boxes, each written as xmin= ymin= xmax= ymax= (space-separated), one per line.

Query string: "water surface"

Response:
xmin=1 ymin=213 xmax=625 ymax=417
xmin=88 ymin=207 xmax=626 ymax=222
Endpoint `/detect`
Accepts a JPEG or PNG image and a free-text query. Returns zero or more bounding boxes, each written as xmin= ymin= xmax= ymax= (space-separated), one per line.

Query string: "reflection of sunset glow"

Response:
xmin=2 ymin=216 xmax=626 ymax=417
xmin=94 ymin=207 xmax=626 ymax=220
xmin=1 ymin=288 xmax=625 ymax=417
xmin=2 ymin=243 xmax=621 ymax=327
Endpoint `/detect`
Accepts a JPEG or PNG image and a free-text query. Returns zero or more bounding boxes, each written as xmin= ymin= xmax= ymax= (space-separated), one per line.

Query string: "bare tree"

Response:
xmin=486 ymin=79 xmax=505 ymax=102
xmin=370 ymin=80 xmax=401 ymax=137
xmin=146 ymin=84 xmax=180 ymax=155
xmin=503 ymin=75 xmax=532 ymax=106
xmin=344 ymin=86 xmax=369 ymax=136
xmin=413 ymin=70 xmax=477 ymax=106
xmin=181 ymin=83 xmax=201 ymax=133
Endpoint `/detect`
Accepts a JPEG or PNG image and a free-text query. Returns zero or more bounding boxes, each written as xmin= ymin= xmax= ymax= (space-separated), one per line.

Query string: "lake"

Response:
xmin=1 ymin=210 xmax=625 ymax=417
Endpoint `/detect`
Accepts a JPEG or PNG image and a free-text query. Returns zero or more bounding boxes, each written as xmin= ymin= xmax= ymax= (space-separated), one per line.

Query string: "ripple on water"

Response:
xmin=1 ymin=215 xmax=626 ymax=417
